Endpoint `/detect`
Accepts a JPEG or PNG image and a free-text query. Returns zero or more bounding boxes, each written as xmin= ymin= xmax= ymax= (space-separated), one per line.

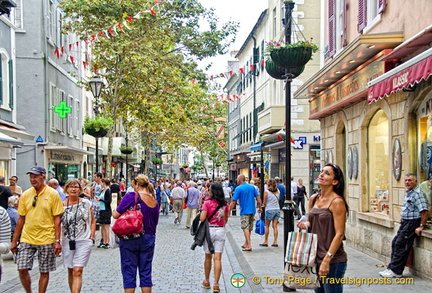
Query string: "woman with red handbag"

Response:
xmin=113 ymin=175 xmax=159 ymax=293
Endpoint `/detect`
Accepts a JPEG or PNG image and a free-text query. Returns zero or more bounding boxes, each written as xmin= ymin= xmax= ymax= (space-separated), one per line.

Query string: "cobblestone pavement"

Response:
xmin=1 ymin=211 xmax=432 ymax=292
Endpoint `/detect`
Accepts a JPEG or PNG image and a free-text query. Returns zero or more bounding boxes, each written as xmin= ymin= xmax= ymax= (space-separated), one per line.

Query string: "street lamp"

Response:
xmin=89 ymin=76 xmax=104 ymax=173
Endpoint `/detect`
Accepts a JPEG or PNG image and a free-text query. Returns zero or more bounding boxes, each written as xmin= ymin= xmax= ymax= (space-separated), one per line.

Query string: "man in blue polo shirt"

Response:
xmin=379 ymin=173 xmax=428 ymax=278
xmin=230 ymin=174 xmax=262 ymax=251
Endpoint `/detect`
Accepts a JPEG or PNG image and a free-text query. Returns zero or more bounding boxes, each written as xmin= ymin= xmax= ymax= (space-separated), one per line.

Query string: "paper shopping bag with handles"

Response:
xmin=284 ymin=263 xmax=320 ymax=289
xmin=285 ymin=231 xmax=317 ymax=266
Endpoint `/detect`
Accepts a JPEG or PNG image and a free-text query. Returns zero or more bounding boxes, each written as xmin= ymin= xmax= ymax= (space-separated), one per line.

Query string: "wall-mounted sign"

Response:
xmin=54 ymin=101 xmax=72 ymax=118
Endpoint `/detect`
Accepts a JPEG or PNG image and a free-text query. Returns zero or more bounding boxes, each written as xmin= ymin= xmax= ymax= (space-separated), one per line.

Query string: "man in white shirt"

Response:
xmin=171 ymin=181 xmax=185 ymax=224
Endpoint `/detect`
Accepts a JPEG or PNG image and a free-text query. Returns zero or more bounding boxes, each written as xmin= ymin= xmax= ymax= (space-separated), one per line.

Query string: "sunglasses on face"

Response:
xmin=32 ymin=195 xmax=38 ymax=207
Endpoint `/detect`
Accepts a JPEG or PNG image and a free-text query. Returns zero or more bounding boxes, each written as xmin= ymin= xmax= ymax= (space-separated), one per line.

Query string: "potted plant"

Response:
xmin=83 ymin=116 xmax=113 ymax=138
xmin=266 ymin=38 xmax=318 ymax=69
xmin=265 ymin=59 xmax=305 ymax=80
xmin=151 ymin=157 xmax=163 ymax=166
xmin=120 ymin=146 xmax=133 ymax=155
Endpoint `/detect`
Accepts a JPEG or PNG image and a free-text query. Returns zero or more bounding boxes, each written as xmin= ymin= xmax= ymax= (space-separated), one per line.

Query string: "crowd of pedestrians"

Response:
xmin=3 ymin=165 xmax=427 ymax=293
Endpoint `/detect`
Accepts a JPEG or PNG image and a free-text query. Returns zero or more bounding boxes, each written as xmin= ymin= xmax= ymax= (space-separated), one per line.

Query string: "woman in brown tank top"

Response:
xmin=297 ymin=164 xmax=349 ymax=293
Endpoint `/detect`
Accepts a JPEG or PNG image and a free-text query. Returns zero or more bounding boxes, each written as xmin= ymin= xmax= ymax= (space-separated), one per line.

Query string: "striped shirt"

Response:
xmin=0 ymin=206 xmax=11 ymax=267
xmin=401 ymin=186 xmax=428 ymax=220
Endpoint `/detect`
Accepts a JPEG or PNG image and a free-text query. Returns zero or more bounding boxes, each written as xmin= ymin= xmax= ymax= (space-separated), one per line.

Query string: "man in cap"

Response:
xmin=11 ymin=166 xmax=64 ymax=293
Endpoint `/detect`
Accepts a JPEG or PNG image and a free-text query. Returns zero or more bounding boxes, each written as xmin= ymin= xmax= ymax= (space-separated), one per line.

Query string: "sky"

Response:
xmin=198 ymin=0 xmax=268 ymax=77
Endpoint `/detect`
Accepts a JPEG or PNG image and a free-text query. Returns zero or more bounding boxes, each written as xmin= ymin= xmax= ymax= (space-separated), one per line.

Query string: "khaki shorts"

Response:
xmin=240 ymin=214 xmax=255 ymax=231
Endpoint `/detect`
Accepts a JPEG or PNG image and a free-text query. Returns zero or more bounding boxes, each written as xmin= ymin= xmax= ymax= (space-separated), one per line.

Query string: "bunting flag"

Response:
xmin=52 ymin=2 xmax=164 ymax=72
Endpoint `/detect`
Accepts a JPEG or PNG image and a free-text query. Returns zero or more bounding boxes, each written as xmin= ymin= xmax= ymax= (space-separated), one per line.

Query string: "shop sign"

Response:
xmin=310 ymin=59 xmax=384 ymax=117
xmin=51 ymin=152 xmax=76 ymax=162
xmin=230 ymin=164 xmax=237 ymax=170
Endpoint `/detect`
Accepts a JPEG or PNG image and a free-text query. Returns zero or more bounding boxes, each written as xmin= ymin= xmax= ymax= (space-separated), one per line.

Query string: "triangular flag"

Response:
xmin=229 ymin=70 xmax=233 ymax=76
xmin=54 ymin=48 xmax=60 ymax=59
xmin=83 ymin=61 xmax=87 ymax=69
xmin=108 ymin=27 xmax=116 ymax=36
xmin=250 ymin=64 xmax=255 ymax=72
xmin=277 ymin=135 xmax=283 ymax=141
xmin=239 ymin=68 xmax=245 ymax=75
xmin=127 ymin=16 xmax=133 ymax=22
xmin=149 ymin=7 xmax=157 ymax=15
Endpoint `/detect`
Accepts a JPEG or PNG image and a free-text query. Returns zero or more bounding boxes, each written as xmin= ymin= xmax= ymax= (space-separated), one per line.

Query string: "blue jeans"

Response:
xmin=315 ymin=262 xmax=347 ymax=293
xmin=120 ymin=234 xmax=156 ymax=288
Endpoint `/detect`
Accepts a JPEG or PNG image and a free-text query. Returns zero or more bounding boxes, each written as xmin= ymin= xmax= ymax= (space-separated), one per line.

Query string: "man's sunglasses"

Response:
xmin=32 ymin=195 xmax=38 ymax=207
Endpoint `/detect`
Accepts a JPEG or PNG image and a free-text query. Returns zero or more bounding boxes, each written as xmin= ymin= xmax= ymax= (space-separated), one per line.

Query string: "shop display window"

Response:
xmin=368 ymin=110 xmax=390 ymax=215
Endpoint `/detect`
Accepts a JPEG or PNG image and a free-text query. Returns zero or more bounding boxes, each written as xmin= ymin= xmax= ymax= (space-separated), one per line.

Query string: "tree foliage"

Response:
xmin=60 ymin=0 xmax=236 ymax=176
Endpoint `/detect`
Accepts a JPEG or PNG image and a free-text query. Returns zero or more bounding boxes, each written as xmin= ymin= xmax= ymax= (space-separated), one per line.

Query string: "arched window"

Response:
xmin=368 ymin=109 xmax=389 ymax=216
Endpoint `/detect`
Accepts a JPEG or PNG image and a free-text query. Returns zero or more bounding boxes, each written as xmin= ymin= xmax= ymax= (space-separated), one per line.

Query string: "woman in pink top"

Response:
xmin=200 ymin=183 xmax=229 ymax=293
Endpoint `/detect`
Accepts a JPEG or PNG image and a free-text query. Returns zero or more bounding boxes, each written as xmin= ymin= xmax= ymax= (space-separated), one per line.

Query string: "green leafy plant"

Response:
xmin=265 ymin=39 xmax=319 ymax=57
xmin=119 ymin=146 xmax=133 ymax=154
xmin=152 ymin=157 xmax=163 ymax=165
xmin=84 ymin=116 xmax=113 ymax=137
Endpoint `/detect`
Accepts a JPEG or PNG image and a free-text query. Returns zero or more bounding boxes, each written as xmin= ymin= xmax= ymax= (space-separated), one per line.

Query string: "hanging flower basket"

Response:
xmin=270 ymin=47 xmax=312 ymax=68
xmin=265 ymin=60 xmax=305 ymax=80
xmin=84 ymin=116 xmax=112 ymax=138
xmin=266 ymin=40 xmax=318 ymax=69
xmin=120 ymin=147 xmax=133 ymax=155
xmin=265 ymin=60 xmax=286 ymax=80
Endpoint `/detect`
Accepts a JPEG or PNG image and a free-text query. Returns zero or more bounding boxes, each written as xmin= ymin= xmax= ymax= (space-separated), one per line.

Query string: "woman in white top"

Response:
xmin=259 ymin=178 xmax=280 ymax=247
xmin=61 ymin=179 xmax=96 ymax=293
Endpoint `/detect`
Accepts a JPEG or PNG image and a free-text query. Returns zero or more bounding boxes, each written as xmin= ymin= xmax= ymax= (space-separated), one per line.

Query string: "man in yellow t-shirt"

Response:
xmin=11 ymin=166 xmax=64 ymax=293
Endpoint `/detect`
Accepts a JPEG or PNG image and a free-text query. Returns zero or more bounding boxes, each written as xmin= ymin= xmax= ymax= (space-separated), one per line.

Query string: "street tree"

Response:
xmin=60 ymin=0 xmax=237 ymax=176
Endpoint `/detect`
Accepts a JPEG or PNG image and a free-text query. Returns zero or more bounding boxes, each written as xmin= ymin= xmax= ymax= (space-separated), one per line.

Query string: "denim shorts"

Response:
xmin=265 ymin=209 xmax=280 ymax=221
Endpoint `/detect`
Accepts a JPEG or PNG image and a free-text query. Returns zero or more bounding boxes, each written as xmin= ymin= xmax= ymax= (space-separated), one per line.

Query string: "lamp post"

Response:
xmin=282 ymin=1 xmax=296 ymax=291
xmin=89 ymin=76 xmax=104 ymax=174
xmin=124 ymin=123 xmax=129 ymax=188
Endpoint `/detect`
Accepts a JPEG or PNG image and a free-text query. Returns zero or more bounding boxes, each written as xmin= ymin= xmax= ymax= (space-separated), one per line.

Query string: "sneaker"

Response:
xmin=202 ymin=280 xmax=210 ymax=289
xmin=103 ymin=244 xmax=111 ymax=249
xmin=379 ymin=268 xmax=402 ymax=278
xmin=213 ymin=284 xmax=220 ymax=292
xmin=97 ymin=243 xmax=105 ymax=248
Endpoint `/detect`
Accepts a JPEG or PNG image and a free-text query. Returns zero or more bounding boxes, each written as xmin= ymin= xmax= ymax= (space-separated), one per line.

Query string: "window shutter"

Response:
xmin=358 ymin=0 xmax=367 ymax=33
xmin=378 ymin=0 xmax=387 ymax=14
xmin=328 ymin=0 xmax=336 ymax=58
xmin=342 ymin=0 xmax=347 ymax=46
xmin=9 ymin=60 xmax=13 ymax=109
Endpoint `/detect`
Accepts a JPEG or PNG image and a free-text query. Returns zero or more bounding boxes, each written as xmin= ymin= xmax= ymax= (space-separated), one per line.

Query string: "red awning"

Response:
xmin=368 ymin=48 xmax=432 ymax=103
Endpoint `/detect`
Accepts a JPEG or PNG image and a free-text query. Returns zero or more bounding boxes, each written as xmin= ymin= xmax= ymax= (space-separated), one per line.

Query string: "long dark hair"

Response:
xmin=326 ymin=163 xmax=349 ymax=213
xmin=209 ymin=183 xmax=226 ymax=207
xmin=313 ymin=164 xmax=349 ymax=214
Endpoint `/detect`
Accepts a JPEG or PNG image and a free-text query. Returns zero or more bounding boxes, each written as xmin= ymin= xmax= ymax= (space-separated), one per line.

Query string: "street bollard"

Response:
xmin=282 ymin=200 xmax=296 ymax=292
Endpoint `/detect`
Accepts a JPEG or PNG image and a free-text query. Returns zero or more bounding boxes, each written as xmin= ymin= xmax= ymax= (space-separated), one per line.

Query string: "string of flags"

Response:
xmin=207 ymin=60 xmax=266 ymax=81
xmin=52 ymin=1 xmax=164 ymax=71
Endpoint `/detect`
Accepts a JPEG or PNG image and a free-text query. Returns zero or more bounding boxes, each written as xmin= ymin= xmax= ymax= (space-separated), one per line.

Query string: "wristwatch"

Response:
xmin=420 ymin=224 xmax=426 ymax=228
xmin=55 ymin=239 xmax=61 ymax=243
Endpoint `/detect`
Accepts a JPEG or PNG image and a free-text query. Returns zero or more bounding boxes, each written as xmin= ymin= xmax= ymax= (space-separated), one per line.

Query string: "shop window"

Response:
xmin=368 ymin=110 xmax=389 ymax=216
xmin=418 ymin=115 xmax=432 ymax=182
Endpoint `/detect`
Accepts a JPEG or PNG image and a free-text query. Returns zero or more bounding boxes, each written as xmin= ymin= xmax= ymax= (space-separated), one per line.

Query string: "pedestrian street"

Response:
xmin=2 ymin=211 xmax=432 ymax=293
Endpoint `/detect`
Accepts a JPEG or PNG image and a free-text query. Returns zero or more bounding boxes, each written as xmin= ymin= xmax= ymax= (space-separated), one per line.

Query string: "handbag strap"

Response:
xmin=208 ymin=204 xmax=222 ymax=220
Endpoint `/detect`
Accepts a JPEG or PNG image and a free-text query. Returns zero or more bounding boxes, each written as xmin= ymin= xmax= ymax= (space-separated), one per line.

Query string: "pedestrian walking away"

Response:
xmin=11 ymin=166 xmax=64 ymax=293
xmin=259 ymin=178 xmax=280 ymax=247
xmin=61 ymin=178 xmax=96 ymax=293
xmin=171 ymin=181 xmax=185 ymax=224
xmin=96 ymin=178 xmax=112 ymax=249
xmin=185 ymin=181 xmax=200 ymax=229
xmin=200 ymin=183 xmax=230 ymax=293
xmin=113 ymin=175 xmax=160 ymax=293
xmin=229 ymin=174 xmax=262 ymax=252
xmin=297 ymin=164 xmax=349 ymax=293
xmin=379 ymin=173 xmax=428 ymax=278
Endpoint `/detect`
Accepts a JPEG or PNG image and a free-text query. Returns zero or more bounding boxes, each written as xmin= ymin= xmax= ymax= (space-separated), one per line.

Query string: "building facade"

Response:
xmin=15 ymin=0 xmax=89 ymax=189
xmin=295 ymin=0 xmax=432 ymax=279
xmin=227 ymin=0 xmax=321 ymax=194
